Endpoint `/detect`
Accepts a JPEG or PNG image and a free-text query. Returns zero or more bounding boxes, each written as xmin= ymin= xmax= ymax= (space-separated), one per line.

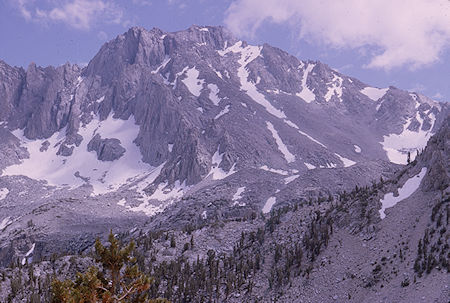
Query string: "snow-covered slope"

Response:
xmin=4 ymin=114 xmax=151 ymax=195
xmin=0 ymin=26 xmax=447 ymax=269
xmin=379 ymin=167 xmax=427 ymax=218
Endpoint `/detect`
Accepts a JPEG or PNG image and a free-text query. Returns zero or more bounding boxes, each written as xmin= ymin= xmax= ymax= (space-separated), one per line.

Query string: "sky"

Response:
xmin=0 ymin=0 xmax=449 ymax=102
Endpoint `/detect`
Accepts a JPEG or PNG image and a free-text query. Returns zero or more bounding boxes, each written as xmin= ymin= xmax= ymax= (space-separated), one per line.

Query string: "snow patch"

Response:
xmin=215 ymin=105 xmax=230 ymax=120
xmin=0 ymin=188 xmax=9 ymax=200
xmin=3 ymin=114 xmax=153 ymax=195
xmin=214 ymin=69 xmax=223 ymax=79
xmin=130 ymin=180 xmax=187 ymax=216
xmin=22 ymin=243 xmax=35 ymax=265
xmin=117 ymin=199 xmax=126 ymax=206
xmin=361 ymin=87 xmax=388 ymax=101
xmin=129 ymin=163 xmax=165 ymax=199
xmin=181 ymin=67 xmax=204 ymax=97
xmin=284 ymin=175 xmax=299 ymax=184
xmin=376 ymin=102 xmax=383 ymax=111
xmin=151 ymin=56 xmax=171 ymax=74
xmin=324 ymin=74 xmax=343 ymax=102
xmin=168 ymin=144 xmax=174 ymax=152
xmin=379 ymin=167 xmax=427 ymax=219
xmin=296 ymin=63 xmax=316 ymax=103
xmin=334 ymin=153 xmax=356 ymax=167
xmin=201 ymin=211 xmax=207 ymax=219
xmin=266 ymin=88 xmax=291 ymax=95
xmin=262 ymin=197 xmax=276 ymax=214
xmin=283 ymin=120 xmax=299 ymax=130
xmin=207 ymin=147 xmax=237 ymax=180
xmin=25 ymin=243 xmax=35 ymax=257
xmin=219 ymin=41 xmax=287 ymax=119
xmin=320 ymin=162 xmax=337 ymax=169
xmin=232 ymin=186 xmax=246 ymax=203
xmin=149 ymin=181 xmax=186 ymax=201
xmin=260 ymin=165 xmax=289 ymax=175
xmin=208 ymin=83 xmax=221 ymax=106
xmin=283 ymin=120 xmax=326 ymax=149
xmin=304 ymin=162 xmax=316 ymax=170
xmin=354 ymin=145 xmax=361 ymax=153
xmin=266 ymin=122 xmax=296 ymax=163
xmin=0 ymin=217 xmax=12 ymax=231
xmin=381 ymin=113 xmax=435 ymax=164
xmin=297 ymin=129 xmax=327 ymax=148
xmin=75 ymin=76 xmax=83 ymax=87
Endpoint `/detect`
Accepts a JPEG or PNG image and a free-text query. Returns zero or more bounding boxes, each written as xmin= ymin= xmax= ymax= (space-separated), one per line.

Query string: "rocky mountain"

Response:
xmin=0 ymin=114 xmax=448 ymax=303
xmin=0 ymin=25 xmax=448 ymax=301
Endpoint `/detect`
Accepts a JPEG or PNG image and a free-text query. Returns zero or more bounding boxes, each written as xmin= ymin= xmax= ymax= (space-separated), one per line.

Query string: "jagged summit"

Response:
xmin=0 ymin=24 xmax=447 ymax=193
xmin=0 ymin=26 xmax=448 ymax=276
xmin=84 ymin=25 xmax=235 ymax=80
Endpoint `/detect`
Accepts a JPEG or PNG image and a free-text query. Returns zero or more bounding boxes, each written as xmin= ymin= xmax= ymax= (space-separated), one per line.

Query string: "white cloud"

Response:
xmin=432 ymin=92 xmax=443 ymax=100
xmin=17 ymin=0 xmax=32 ymax=20
xmin=408 ymin=83 xmax=426 ymax=93
xmin=15 ymin=0 xmax=125 ymax=30
xmin=97 ymin=30 xmax=108 ymax=41
xmin=132 ymin=0 xmax=152 ymax=6
xmin=224 ymin=0 xmax=450 ymax=70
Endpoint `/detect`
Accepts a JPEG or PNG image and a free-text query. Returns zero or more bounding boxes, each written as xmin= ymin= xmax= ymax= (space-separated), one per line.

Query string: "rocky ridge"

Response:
xmin=0 ymin=118 xmax=448 ymax=302
xmin=0 ymin=25 xmax=448 ymax=286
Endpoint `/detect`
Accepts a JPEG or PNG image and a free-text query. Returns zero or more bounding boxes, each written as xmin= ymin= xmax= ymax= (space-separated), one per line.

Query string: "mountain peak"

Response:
xmin=84 ymin=25 xmax=237 ymax=83
xmin=0 ymin=24 xmax=448 ymax=213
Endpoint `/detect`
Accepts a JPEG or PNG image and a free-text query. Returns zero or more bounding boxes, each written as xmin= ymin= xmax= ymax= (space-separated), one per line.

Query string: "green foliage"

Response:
xmin=51 ymin=231 xmax=169 ymax=303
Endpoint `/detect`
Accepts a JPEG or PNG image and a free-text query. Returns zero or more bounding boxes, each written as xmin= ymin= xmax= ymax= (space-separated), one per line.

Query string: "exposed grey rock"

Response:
xmin=87 ymin=134 xmax=126 ymax=161
xmin=0 ymin=128 xmax=28 ymax=170
xmin=39 ymin=140 xmax=50 ymax=152
xmin=0 ymin=25 xmax=447 ymax=189
xmin=0 ymin=27 xmax=448 ymax=303
xmin=57 ymin=143 xmax=74 ymax=156
xmin=420 ymin=118 xmax=449 ymax=191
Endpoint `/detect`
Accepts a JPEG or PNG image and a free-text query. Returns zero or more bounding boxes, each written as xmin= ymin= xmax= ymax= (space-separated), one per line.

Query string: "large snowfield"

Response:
xmin=2 ymin=114 xmax=153 ymax=195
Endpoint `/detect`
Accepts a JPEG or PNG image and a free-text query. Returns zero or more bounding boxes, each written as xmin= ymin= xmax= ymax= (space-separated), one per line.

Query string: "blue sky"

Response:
xmin=1 ymin=0 xmax=449 ymax=102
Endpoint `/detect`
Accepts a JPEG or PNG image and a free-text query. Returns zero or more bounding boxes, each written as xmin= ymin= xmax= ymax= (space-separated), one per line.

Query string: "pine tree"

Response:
xmin=170 ymin=235 xmax=176 ymax=248
xmin=51 ymin=231 xmax=169 ymax=303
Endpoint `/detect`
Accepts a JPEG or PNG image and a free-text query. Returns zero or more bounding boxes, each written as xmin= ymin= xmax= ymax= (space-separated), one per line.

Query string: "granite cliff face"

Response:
xmin=0 ymin=26 xmax=448 ymax=271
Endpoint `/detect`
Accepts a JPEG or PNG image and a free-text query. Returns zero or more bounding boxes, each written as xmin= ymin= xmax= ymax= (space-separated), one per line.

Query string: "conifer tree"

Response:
xmin=51 ymin=231 xmax=169 ymax=303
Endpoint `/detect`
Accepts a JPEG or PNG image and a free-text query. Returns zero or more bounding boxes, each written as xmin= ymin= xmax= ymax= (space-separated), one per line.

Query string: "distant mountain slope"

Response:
xmin=0 ymin=25 xmax=448 ymax=269
xmin=0 ymin=118 xmax=447 ymax=303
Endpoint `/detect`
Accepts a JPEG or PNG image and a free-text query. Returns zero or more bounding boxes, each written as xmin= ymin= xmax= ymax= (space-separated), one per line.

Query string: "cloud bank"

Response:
xmin=15 ymin=0 xmax=124 ymax=30
xmin=224 ymin=0 xmax=450 ymax=70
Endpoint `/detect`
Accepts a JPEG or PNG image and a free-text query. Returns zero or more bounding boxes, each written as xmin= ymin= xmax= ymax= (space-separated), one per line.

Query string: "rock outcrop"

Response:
xmin=87 ymin=134 xmax=126 ymax=161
